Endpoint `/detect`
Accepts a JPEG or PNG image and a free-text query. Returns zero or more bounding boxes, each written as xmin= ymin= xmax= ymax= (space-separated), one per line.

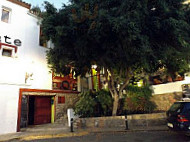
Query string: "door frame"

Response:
xmin=17 ymin=88 xmax=78 ymax=132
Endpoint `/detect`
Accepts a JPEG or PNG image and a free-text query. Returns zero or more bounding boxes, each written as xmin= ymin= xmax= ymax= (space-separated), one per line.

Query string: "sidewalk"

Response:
xmin=0 ymin=124 xmax=168 ymax=142
xmin=0 ymin=124 xmax=88 ymax=142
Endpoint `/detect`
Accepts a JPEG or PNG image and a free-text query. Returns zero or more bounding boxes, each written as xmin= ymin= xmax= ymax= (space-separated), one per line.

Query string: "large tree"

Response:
xmin=42 ymin=0 xmax=190 ymax=115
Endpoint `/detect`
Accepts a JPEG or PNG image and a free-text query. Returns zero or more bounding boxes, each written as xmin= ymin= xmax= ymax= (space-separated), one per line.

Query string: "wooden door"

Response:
xmin=34 ymin=96 xmax=51 ymax=125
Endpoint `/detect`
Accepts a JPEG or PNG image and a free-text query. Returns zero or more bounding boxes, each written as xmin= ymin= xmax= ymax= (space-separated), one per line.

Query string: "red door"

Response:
xmin=34 ymin=96 xmax=51 ymax=125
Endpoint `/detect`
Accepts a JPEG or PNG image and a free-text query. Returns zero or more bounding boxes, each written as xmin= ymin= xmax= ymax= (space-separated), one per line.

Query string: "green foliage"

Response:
xmin=74 ymin=90 xmax=113 ymax=117
xmin=42 ymin=0 xmax=190 ymax=78
xmin=123 ymin=86 xmax=156 ymax=113
xmin=42 ymin=0 xmax=190 ymax=115
xmin=31 ymin=6 xmax=41 ymax=13
xmin=30 ymin=6 xmax=43 ymax=17
xmin=96 ymin=90 xmax=113 ymax=115
xmin=74 ymin=91 xmax=96 ymax=117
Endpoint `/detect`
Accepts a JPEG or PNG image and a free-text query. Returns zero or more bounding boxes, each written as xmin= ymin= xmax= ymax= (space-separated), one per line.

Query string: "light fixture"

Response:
xmin=25 ymin=72 xmax=33 ymax=83
xmin=25 ymin=61 xmax=34 ymax=84
xmin=92 ymin=64 xmax=97 ymax=69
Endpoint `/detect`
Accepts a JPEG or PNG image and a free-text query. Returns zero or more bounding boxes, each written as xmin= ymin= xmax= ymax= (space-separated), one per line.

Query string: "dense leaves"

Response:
xmin=42 ymin=0 xmax=190 ymax=115
xmin=74 ymin=90 xmax=113 ymax=117
xmin=43 ymin=0 xmax=190 ymax=75
xmin=122 ymin=85 xmax=156 ymax=114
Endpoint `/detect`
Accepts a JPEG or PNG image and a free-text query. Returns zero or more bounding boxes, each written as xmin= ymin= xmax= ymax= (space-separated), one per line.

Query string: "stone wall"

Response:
xmin=74 ymin=113 xmax=166 ymax=130
xmin=151 ymin=92 xmax=183 ymax=111
xmin=55 ymin=93 xmax=79 ymax=125
xmin=127 ymin=113 xmax=166 ymax=129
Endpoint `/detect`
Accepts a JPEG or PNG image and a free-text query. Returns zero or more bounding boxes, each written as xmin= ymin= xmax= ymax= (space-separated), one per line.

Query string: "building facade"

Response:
xmin=0 ymin=0 xmax=80 ymax=135
xmin=1 ymin=0 xmax=190 ymax=135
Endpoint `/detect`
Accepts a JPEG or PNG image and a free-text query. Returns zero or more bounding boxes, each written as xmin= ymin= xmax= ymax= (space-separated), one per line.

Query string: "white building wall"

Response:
xmin=0 ymin=85 xmax=20 ymax=134
xmin=152 ymin=81 xmax=184 ymax=95
xmin=0 ymin=0 xmax=52 ymax=134
xmin=152 ymin=76 xmax=190 ymax=95
xmin=23 ymin=13 xmax=52 ymax=89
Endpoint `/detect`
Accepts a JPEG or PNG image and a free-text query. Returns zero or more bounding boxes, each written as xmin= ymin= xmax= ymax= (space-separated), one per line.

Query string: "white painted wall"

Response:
xmin=0 ymin=0 xmax=52 ymax=134
xmin=152 ymin=76 xmax=190 ymax=95
xmin=0 ymin=85 xmax=20 ymax=134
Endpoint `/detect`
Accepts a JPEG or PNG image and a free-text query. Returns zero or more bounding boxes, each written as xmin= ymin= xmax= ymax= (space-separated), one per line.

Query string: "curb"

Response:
xmin=20 ymin=131 xmax=89 ymax=141
xmin=89 ymin=128 xmax=169 ymax=134
xmin=0 ymin=131 xmax=89 ymax=142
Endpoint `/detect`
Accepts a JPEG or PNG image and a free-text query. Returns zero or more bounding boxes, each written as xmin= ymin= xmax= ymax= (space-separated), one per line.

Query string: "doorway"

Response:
xmin=28 ymin=96 xmax=35 ymax=125
xmin=20 ymin=96 xmax=52 ymax=127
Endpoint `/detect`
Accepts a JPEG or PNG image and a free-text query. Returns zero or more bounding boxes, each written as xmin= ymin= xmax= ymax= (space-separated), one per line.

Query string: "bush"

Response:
xmin=74 ymin=90 xmax=113 ymax=117
xmin=96 ymin=90 xmax=113 ymax=116
xmin=74 ymin=91 xmax=96 ymax=117
xmin=122 ymin=85 xmax=156 ymax=114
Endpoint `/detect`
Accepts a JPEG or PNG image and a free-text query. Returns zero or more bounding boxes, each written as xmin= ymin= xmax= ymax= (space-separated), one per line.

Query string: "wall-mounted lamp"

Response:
xmin=25 ymin=72 xmax=33 ymax=84
xmin=25 ymin=60 xmax=35 ymax=84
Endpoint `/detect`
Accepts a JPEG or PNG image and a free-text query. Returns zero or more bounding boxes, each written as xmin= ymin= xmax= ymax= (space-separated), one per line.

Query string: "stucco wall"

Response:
xmin=152 ymin=76 xmax=190 ymax=95
xmin=0 ymin=0 xmax=52 ymax=90
xmin=0 ymin=0 xmax=52 ymax=134
xmin=0 ymin=85 xmax=20 ymax=134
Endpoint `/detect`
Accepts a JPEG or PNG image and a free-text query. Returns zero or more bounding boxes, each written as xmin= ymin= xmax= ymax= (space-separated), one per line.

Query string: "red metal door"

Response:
xmin=34 ymin=96 xmax=51 ymax=125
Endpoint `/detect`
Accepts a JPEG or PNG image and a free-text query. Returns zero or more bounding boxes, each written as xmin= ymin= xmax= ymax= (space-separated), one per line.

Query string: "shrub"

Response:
xmin=122 ymin=85 xmax=156 ymax=114
xmin=96 ymin=90 xmax=113 ymax=116
xmin=74 ymin=90 xmax=113 ymax=117
xmin=74 ymin=91 xmax=96 ymax=117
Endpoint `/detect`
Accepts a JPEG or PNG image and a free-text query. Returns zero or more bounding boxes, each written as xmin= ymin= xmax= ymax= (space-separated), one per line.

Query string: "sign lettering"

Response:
xmin=0 ymin=35 xmax=22 ymax=46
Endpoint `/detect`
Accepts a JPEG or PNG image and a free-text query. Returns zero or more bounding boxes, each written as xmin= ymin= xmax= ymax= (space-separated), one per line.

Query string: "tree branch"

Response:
xmin=110 ymin=70 xmax=119 ymax=98
xmin=103 ymin=67 xmax=114 ymax=98
xmin=119 ymin=67 xmax=133 ymax=98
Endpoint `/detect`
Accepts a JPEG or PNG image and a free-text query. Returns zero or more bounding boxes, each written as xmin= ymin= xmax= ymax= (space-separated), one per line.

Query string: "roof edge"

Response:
xmin=7 ymin=0 xmax=31 ymax=9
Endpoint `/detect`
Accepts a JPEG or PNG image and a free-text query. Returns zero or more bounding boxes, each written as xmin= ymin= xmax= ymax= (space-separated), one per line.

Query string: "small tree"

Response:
xmin=42 ymin=0 xmax=190 ymax=116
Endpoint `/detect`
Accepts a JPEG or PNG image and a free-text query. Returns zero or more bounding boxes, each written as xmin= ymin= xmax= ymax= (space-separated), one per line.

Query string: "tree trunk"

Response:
xmin=112 ymin=95 xmax=119 ymax=116
xmin=105 ymin=67 xmax=133 ymax=116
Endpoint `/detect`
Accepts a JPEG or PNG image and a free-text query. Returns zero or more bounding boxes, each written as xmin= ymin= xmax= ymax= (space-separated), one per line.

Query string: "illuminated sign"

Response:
xmin=0 ymin=35 xmax=22 ymax=46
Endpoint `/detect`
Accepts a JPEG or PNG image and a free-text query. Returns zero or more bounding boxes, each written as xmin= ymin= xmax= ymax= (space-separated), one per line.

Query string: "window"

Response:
xmin=58 ymin=96 xmax=65 ymax=104
xmin=2 ymin=48 xmax=12 ymax=57
xmin=39 ymin=26 xmax=47 ymax=47
xmin=1 ymin=8 xmax=11 ymax=23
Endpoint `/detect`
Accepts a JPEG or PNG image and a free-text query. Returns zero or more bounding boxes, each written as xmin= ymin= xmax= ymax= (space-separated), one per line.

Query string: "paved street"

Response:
xmin=9 ymin=131 xmax=190 ymax=142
